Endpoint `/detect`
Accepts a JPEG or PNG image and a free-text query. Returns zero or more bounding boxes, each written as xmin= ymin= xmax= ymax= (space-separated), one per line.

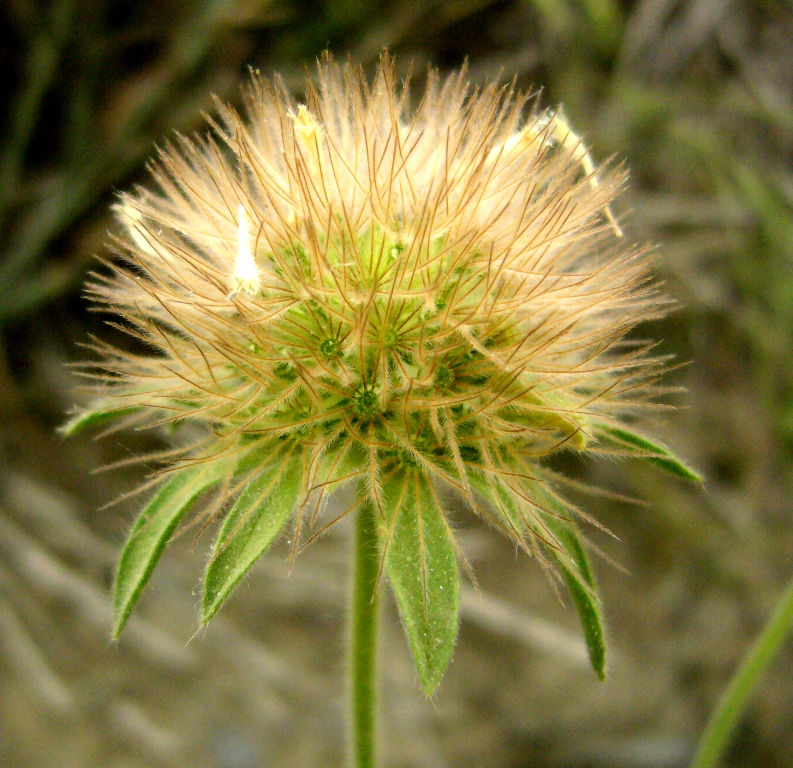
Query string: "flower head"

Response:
xmin=70 ymin=55 xmax=696 ymax=692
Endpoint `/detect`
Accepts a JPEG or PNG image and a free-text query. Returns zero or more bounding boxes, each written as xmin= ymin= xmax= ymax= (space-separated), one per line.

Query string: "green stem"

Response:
xmin=350 ymin=501 xmax=380 ymax=768
xmin=691 ymin=573 xmax=793 ymax=768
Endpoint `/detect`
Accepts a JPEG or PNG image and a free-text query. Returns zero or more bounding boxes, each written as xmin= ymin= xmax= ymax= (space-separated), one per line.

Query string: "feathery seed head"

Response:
xmin=72 ymin=55 xmax=693 ymax=690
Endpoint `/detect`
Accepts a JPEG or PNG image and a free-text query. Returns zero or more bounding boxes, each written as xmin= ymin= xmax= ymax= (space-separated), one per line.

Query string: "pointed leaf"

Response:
xmin=60 ymin=405 xmax=142 ymax=436
xmin=384 ymin=470 xmax=460 ymax=695
xmin=470 ymin=471 xmax=607 ymax=679
xmin=593 ymin=422 xmax=702 ymax=483
xmin=201 ymin=444 xmax=303 ymax=622
xmin=542 ymin=513 xmax=606 ymax=679
xmin=113 ymin=463 xmax=225 ymax=637
xmin=468 ymin=469 xmax=545 ymax=547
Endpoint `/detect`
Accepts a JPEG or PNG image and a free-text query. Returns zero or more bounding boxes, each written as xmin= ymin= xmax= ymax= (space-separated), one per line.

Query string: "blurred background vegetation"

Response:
xmin=1 ymin=0 xmax=792 ymax=766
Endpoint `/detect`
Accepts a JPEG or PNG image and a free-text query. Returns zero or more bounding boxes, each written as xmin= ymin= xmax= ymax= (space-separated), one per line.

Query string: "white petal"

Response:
xmin=232 ymin=204 xmax=260 ymax=296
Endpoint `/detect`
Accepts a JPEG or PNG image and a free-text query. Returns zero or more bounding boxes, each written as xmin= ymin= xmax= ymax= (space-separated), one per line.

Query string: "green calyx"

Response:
xmin=356 ymin=388 xmax=380 ymax=417
xmin=320 ymin=337 xmax=341 ymax=358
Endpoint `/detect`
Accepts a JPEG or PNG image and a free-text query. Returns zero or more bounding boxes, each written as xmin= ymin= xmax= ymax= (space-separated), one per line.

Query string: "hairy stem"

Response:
xmin=350 ymin=500 xmax=380 ymax=768
xmin=691 ymin=573 xmax=793 ymax=768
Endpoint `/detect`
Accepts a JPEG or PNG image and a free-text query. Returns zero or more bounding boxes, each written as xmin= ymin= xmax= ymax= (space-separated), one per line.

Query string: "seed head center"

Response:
xmin=356 ymin=388 xmax=380 ymax=417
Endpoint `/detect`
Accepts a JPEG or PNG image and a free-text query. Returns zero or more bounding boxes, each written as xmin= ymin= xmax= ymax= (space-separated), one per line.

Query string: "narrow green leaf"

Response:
xmin=545 ymin=515 xmax=606 ymax=679
xmin=384 ymin=470 xmax=460 ymax=695
xmin=467 ymin=470 xmax=520 ymax=536
xmin=593 ymin=422 xmax=702 ymax=483
xmin=468 ymin=470 xmax=549 ymax=549
xmin=113 ymin=463 xmax=225 ymax=637
xmin=60 ymin=405 xmax=142 ymax=436
xmin=526 ymin=482 xmax=606 ymax=679
xmin=470 ymin=471 xmax=607 ymax=679
xmin=201 ymin=445 xmax=303 ymax=623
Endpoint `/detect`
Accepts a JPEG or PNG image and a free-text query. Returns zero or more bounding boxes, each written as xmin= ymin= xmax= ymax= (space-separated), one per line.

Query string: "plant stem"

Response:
xmin=691 ymin=572 xmax=793 ymax=768
xmin=350 ymin=501 xmax=380 ymax=768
